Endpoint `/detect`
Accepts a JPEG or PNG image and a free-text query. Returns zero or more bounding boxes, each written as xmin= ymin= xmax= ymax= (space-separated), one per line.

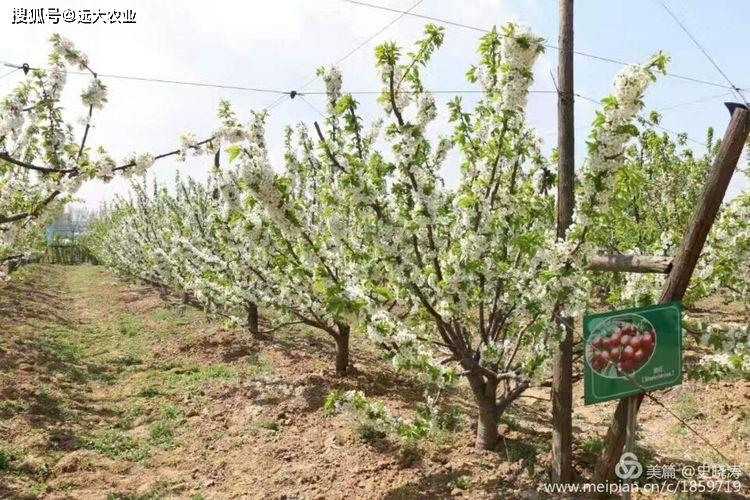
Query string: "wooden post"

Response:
xmin=551 ymin=0 xmax=575 ymax=484
xmin=622 ymin=395 xmax=638 ymax=500
xmin=593 ymin=104 xmax=750 ymax=485
xmin=588 ymin=254 xmax=672 ymax=274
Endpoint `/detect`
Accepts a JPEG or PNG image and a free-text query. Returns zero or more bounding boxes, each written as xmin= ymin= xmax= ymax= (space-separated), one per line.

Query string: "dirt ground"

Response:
xmin=0 ymin=265 xmax=748 ymax=499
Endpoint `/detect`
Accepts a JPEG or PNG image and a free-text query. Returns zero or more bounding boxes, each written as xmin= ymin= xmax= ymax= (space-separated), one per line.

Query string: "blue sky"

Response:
xmin=2 ymin=0 xmax=748 ymax=208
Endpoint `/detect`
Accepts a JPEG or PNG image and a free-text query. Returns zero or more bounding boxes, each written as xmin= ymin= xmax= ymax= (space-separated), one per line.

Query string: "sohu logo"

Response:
xmin=615 ymin=452 xmax=643 ymax=480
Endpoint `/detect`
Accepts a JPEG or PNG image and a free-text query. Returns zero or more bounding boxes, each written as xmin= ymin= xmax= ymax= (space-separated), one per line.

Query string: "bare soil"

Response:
xmin=0 ymin=265 xmax=748 ymax=499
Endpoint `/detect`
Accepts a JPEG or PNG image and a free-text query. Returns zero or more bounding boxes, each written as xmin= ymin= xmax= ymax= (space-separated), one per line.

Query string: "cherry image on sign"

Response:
xmin=584 ymin=302 xmax=682 ymax=405
xmin=586 ymin=317 xmax=656 ymax=377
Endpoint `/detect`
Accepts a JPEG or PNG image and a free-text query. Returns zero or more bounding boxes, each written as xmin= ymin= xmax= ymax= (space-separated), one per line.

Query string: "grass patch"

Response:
xmin=501 ymin=415 xmax=521 ymax=432
xmin=0 ymin=447 xmax=24 ymax=471
xmin=738 ymin=408 xmax=750 ymax=439
xmin=501 ymin=437 xmax=544 ymax=465
xmin=107 ymin=483 xmax=172 ymax=500
xmin=148 ymin=420 xmax=177 ymax=448
xmin=31 ymin=382 xmax=70 ymax=420
xmin=133 ymin=386 xmax=160 ymax=398
xmin=356 ymin=422 xmax=387 ymax=443
xmin=670 ymin=425 xmax=688 ymax=438
xmin=246 ymin=417 xmax=281 ymax=436
xmin=397 ymin=444 xmax=421 ymax=468
xmin=151 ymin=306 xmax=193 ymax=326
xmin=449 ymin=475 xmax=471 ymax=490
xmin=115 ymin=405 xmax=149 ymax=430
xmin=147 ymin=405 xmax=184 ymax=449
xmin=87 ymin=430 xmax=150 ymax=461
xmin=110 ymin=354 xmax=143 ymax=366
xmin=581 ymin=437 xmax=605 ymax=456
xmin=0 ymin=399 xmax=29 ymax=415
xmin=246 ymin=352 xmax=275 ymax=377
xmin=48 ymin=326 xmax=84 ymax=363
xmin=152 ymin=364 xmax=234 ymax=395
xmin=674 ymin=390 xmax=699 ymax=420
xmin=118 ymin=315 xmax=143 ymax=337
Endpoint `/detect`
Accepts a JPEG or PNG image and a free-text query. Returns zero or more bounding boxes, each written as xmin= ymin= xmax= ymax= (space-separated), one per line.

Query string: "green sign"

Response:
xmin=584 ymin=302 xmax=682 ymax=405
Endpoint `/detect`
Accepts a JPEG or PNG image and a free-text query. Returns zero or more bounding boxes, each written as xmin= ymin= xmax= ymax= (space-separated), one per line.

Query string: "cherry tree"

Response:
xmin=687 ymin=191 xmax=750 ymax=380
xmin=351 ymin=25 xmax=666 ymax=449
xmin=213 ymin=87 xmax=384 ymax=372
xmin=0 ymin=35 xmax=224 ymax=281
xmin=90 ymin=171 xmax=264 ymax=336
xmin=588 ymin=124 xmax=718 ymax=306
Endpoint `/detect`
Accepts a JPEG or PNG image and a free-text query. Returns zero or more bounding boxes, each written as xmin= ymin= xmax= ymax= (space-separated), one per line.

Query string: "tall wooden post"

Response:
xmin=551 ymin=0 xmax=575 ymax=484
xmin=593 ymin=104 xmax=750 ymax=485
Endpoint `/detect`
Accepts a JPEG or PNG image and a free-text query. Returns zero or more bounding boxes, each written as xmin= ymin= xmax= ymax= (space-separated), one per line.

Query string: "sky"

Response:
xmin=2 ymin=0 xmax=749 ymax=211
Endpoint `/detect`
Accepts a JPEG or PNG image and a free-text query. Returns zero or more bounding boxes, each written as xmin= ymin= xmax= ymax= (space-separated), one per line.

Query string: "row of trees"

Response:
xmin=0 ymin=36 xmax=210 ymax=279
xmin=88 ymin=23 xmax=683 ymax=449
xmin=5 ymin=26 xmax=747 ymax=455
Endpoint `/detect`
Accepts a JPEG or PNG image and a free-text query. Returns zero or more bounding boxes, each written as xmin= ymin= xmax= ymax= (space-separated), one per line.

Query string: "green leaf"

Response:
xmin=226 ymin=145 xmax=242 ymax=163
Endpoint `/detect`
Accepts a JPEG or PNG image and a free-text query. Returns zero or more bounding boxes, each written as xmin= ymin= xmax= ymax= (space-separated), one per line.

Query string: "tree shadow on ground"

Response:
xmin=0 ymin=282 xmax=74 ymax=327
xmin=267 ymin=326 xmax=435 ymax=407
xmin=0 ymin=273 xmax=137 ymax=446
xmin=382 ymin=468 xmax=473 ymax=499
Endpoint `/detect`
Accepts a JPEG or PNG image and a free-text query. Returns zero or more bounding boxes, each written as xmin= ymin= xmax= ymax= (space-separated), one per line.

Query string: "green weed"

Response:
xmin=0 ymin=448 xmax=23 ymax=471
xmin=87 ymin=430 xmax=150 ymax=461
xmin=118 ymin=315 xmax=143 ymax=337
xmin=148 ymin=420 xmax=176 ymax=448
xmin=581 ymin=437 xmax=605 ymax=455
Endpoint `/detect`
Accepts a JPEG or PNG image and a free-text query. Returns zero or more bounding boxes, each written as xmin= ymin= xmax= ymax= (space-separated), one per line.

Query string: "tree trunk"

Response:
xmin=245 ymin=302 xmax=259 ymax=338
xmin=334 ymin=323 xmax=350 ymax=374
xmin=467 ymin=375 xmax=500 ymax=450
xmin=476 ymin=397 xmax=499 ymax=450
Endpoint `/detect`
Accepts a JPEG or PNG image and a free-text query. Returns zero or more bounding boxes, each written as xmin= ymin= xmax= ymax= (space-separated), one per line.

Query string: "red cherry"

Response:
xmin=610 ymin=332 xmax=622 ymax=347
xmin=622 ymin=345 xmax=634 ymax=360
xmin=620 ymin=334 xmax=631 ymax=347
xmin=620 ymin=360 xmax=634 ymax=373
xmin=630 ymin=335 xmax=642 ymax=349
xmin=633 ymin=348 xmax=644 ymax=362
xmin=600 ymin=350 xmax=611 ymax=363
xmin=610 ymin=347 xmax=621 ymax=361
xmin=642 ymin=344 xmax=654 ymax=358
xmin=593 ymin=337 xmax=604 ymax=349
xmin=641 ymin=334 xmax=655 ymax=350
